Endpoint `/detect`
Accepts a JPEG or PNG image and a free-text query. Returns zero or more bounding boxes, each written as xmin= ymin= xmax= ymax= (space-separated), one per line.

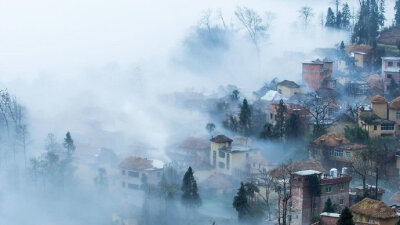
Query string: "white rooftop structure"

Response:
xmin=320 ymin=212 xmax=340 ymax=218
xmin=293 ymin=170 xmax=322 ymax=176
xmin=151 ymin=159 xmax=164 ymax=169
xmin=382 ymin=57 xmax=400 ymax=61
xmin=261 ymin=90 xmax=286 ymax=102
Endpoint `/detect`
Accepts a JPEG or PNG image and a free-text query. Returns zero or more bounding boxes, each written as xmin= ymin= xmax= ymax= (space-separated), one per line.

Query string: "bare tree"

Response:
xmin=257 ymin=168 xmax=274 ymax=220
xmin=199 ymin=9 xmax=213 ymax=34
xmin=298 ymin=6 xmax=314 ymax=27
xmin=301 ymin=92 xmax=334 ymax=138
xmin=350 ymin=151 xmax=371 ymax=196
xmin=272 ymin=160 xmax=293 ymax=225
xmin=234 ymin=7 xmax=268 ymax=53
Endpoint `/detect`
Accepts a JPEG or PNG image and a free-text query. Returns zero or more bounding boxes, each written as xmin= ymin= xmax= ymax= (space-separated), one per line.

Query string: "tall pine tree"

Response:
xmin=239 ymin=98 xmax=251 ymax=134
xmin=337 ymin=207 xmax=355 ymax=225
xmin=395 ymin=0 xmax=400 ymax=26
xmin=181 ymin=167 xmax=201 ymax=207
xmin=323 ymin=198 xmax=335 ymax=213
xmin=342 ymin=3 xmax=351 ymax=29
xmin=63 ymin=131 xmax=76 ymax=157
xmin=326 ymin=7 xmax=336 ymax=27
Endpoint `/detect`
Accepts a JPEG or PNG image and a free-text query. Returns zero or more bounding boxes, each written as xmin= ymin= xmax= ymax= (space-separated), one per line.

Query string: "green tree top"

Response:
xmin=181 ymin=167 xmax=201 ymax=207
xmin=337 ymin=207 xmax=355 ymax=225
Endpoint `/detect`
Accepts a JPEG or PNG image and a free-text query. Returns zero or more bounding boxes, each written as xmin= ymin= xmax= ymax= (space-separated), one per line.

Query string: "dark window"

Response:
xmin=340 ymin=199 xmax=344 ymax=205
xmin=374 ymin=125 xmax=377 ymax=130
xmin=270 ymin=113 xmax=273 ymax=119
xmin=381 ymin=124 xmax=394 ymax=130
xmin=218 ymin=162 xmax=225 ymax=169
xmin=389 ymin=61 xmax=393 ymax=67
xmin=128 ymin=183 xmax=139 ymax=189
xmin=326 ymin=186 xmax=332 ymax=193
xmin=246 ymin=153 xmax=249 ymax=159
xmin=213 ymin=151 xmax=216 ymax=167
xmin=227 ymin=154 xmax=230 ymax=170
xmin=346 ymin=152 xmax=351 ymax=158
xmin=340 ymin=184 xmax=345 ymax=190
xmin=397 ymin=112 xmax=400 ymax=119
xmin=122 ymin=170 xmax=126 ymax=175
xmin=128 ymin=171 xmax=139 ymax=177
xmin=387 ymin=74 xmax=393 ymax=79
xmin=219 ymin=150 xmax=225 ymax=158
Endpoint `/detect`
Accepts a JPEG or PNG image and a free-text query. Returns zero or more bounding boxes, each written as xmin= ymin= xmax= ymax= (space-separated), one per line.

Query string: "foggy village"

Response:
xmin=5 ymin=0 xmax=400 ymax=225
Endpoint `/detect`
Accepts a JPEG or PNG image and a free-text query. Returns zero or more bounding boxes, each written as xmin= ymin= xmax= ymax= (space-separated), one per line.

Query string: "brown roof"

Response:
xmin=370 ymin=95 xmax=387 ymax=104
xmin=179 ymin=137 xmax=208 ymax=150
xmin=269 ymin=160 xmax=325 ymax=178
xmin=210 ymin=135 xmax=233 ymax=143
xmin=312 ymin=132 xmax=350 ymax=147
xmin=389 ymin=97 xmax=400 ymax=110
xmin=350 ymin=198 xmax=398 ymax=219
xmin=345 ymin=44 xmax=373 ymax=54
xmin=277 ymin=80 xmax=300 ymax=88
xmin=119 ymin=156 xmax=153 ymax=170
xmin=390 ymin=191 xmax=400 ymax=205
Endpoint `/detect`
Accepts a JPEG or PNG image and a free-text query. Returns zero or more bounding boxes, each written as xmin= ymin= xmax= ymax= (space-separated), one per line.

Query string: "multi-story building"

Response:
xmin=382 ymin=57 xmax=400 ymax=94
xmin=119 ymin=156 xmax=163 ymax=190
xmin=276 ymin=80 xmax=301 ymax=99
xmin=291 ymin=170 xmax=351 ymax=225
xmin=359 ymin=95 xmax=400 ymax=137
xmin=209 ymin=135 xmax=252 ymax=176
xmin=268 ymin=103 xmax=309 ymax=126
xmin=302 ymin=59 xmax=334 ymax=90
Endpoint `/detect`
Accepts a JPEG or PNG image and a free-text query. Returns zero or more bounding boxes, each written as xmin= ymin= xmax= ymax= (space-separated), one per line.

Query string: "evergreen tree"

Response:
xmin=259 ymin=122 xmax=275 ymax=140
xmin=323 ymin=198 xmax=335 ymax=213
xmin=352 ymin=0 xmax=381 ymax=45
xmin=274 ymin=99 xmax=286 ymax=140
xmin=326 ymin=7 xmax=336 ymax=27
xmin=378 ymin=0 xmax=385 ymax=27
xmin=337 ymin=207 xmax=355 ymax=225
xmin=395 ymin=0 xmax=400 ymax=26
xmin=342 ymin=3 xmax=351 ymax=29
xmin=233 ymin=182 xmax=249 ymax=221
xmin=336 ymin=11 xmax=343 ymax=28
xmin=239 ymin=98 xmax=251 ymax=134
xmin=181 ymin=167 xmax=201 ymax=207
xmin=63 ymin=131 xmax=76 ymax=157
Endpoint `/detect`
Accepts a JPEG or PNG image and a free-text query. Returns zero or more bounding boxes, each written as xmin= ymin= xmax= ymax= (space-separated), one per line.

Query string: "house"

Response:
xmin=350 ymin=198 xmax=399 ymax=225
xmin=382 ymin=57 xmax=400 ymax=94
xmin=268 ymin=102 xmax=309 ymax=126
xmin=359 ymin=95 xmax=400 ymax=137
xmin=276 ymin=80 xmax=301 ymax=98
xmin=302 ymin=59 xmax=333 ymax=91
xmin=310 ymin=132 xmax=367 ymax=170
xmin=290 ymin=169 xmax=351 ymax=225
xmin=349 ymin=185 xmax=385 ymax=204
xmin=119 ymin=156 xmax=163 ymax=190
xmin=344 ymin=44 xmax=373 ymax=69
xmin=209 ymin=135 xmax=254 ymax=177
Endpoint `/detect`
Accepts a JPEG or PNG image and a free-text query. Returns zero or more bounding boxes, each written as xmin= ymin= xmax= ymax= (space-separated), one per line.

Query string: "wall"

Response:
xmin=277 ymin=85 xmax=301 ymax=98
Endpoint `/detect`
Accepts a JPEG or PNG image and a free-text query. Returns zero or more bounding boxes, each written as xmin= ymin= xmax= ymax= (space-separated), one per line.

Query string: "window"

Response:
xmin=340 ymin=184 xmax=345 ymax=190
xmin=397 ymin=112 xmax=400 ymax=119
xmin=122 ymin=170 xmax=126 ymax=175
xmin=128 ymin=171 xmax=139 ymax=177
xmin=213 ymin=151 xmax=216 ymax=167
xmin=270 ymin=113 xmax=273 ymax=119
xmin=340 ymin=198 xmax=344 ymax=205
xmin=398 ymin=125 xmax=400 ymax=130
xmin=325 ymin=186 xmax=332 ymax=193
xmin=387 ymin=74 xmax=393 ymax=79
xmin=374 ymin=125 xmax=377 ymax=130
xmin=128 ymin=183 xmax=139 ymax=189
xmin=389 ymin=61 xmax=393 ymax=67
xmin=368 ymin=218 xmax=375 ymax=224
xmin=346 ymin=152 xmax=351 ymax=158
xmin=226 ymin=153 xmax=230 ymax=170
xmin=381 ymin=124 xmax=394 ymax=130
xmin=218 ymin=162 xmax=225 ymax=169
xmin=219 ymin=151 xmax=225 ymax=158
xmin=332 ymin=149 xmax=343 ymax=157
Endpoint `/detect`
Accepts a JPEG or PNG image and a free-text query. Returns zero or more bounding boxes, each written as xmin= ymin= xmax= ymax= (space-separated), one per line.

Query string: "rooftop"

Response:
xmin=210 ymin=135 xmax=233 ymax=143
xmin=293 ymin=170 xmax=322 ymax=176
xmin=350 ymin=198 xmax=398 ymax=219
xmin=277 ymin=80 xmax=300 ymax=88
xmin=389 ymin=97 xmax=400 ymax=110
xmin=320 ymin=212 xmax=340 ymax=218
xmin=370 ymin=95 xmax=387 ymax=104
xmin=312 ymin=132 xmax=350 ymax=147
xmin=382 ymin=57 xmax=400 ymax=60
xmin=119 ymin=156 xmax=163 ymax=171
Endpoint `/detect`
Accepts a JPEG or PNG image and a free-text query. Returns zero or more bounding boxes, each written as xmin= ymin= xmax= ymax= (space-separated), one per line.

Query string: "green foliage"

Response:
xmin=352 ymin=0 xmax=382 ymax=45
xmin=239 ymin=98 xmax=251 ymax=134
xmin=233 ymin=182 xmax=265 ymax=224
xmin=285 ymin=112 xmax=304 ymax=140
xmin=326 ymin=7 xmax=336 ymax=28
xmin=274 ymin=99 xmax=286 ymax=139
xmin=259 ymin=122 xmax=275 ymax=139
xmin=323 ymin=198 xmax=335 ymax=213
xmin=313 ymin=125 xmax=327 ymax=139
xmin=337 ymin=207 xmax=355 ymax=225
xmin=396 ymin=0 xmax=400 ymax=26
xmin=231 ymin=89 xmax=240 ymax=101
xmin=63 ymin=131 xmax=76 ymax=157
xmin=181 ymin=167 xmax=201 ymax=207
xmin=310 ymin=215 xmax=321 ymax=224
xmin=344 ymin=126 xmax=369 ymax=143
xmin=205 ymin=123 xmax=216 ymax=135
xmin=308 ymin=174 xmax=321 ymax=198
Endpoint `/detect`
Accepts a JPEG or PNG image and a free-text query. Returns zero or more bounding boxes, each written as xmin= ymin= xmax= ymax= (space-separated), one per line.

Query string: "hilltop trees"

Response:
xmin=298 ymin=6 xmax=314 ymax=27
xmin=63 ymin=131 xmax=76 ymax=157
xmin=325 ymin=3 xmax=351 ymax=30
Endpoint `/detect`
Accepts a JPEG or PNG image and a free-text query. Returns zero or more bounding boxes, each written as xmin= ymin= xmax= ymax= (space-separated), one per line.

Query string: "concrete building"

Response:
xmin=350 ymin=198 xmax=399 ymax=225
xmin=276 ymin=80 xmax=301 ymax=98
xmin=290 ymin=170 xmax=351 ymax=225
xmin=359 ymin=95 xmax=400 ymax=137
xmin=302 ymin=59 xmax=333 ymax=91
xmin=209 ymin=135 xmax=253 ymax=176
xmin=119 ymin=156 xmax=163 ymax=190
xmin=268 ymin=102 xmax=309 ymax=126
xmin=382 ymin=57 xmax=400 ymax=94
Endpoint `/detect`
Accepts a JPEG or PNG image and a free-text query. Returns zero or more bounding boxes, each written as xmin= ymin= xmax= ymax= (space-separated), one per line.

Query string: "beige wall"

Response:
xmin=372 ymin=103 xmax=388 ymax=119
xmin=354 ymin=53 xmax=365 ymax=68
xmin=353 ymin=213 xmax=399 ymax=225
xmin=277 ymin=85 xmax=301 ymax=99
